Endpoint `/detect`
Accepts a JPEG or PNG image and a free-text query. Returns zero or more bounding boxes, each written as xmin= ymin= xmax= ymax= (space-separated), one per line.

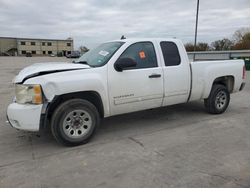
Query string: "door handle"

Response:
xmin=148 ymin=74 xmax=161 ymax=78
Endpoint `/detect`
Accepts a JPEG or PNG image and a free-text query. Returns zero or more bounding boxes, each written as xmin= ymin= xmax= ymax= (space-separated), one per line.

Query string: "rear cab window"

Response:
xmin=160 ymin=41 xmax=181 ymax=66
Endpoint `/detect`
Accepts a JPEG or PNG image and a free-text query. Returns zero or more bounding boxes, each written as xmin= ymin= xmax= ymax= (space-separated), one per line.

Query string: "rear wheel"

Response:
xmin=51 ymin=99 xmax=100 ymax=146
xmin=204 ymin=84 xmax=230 ymax=114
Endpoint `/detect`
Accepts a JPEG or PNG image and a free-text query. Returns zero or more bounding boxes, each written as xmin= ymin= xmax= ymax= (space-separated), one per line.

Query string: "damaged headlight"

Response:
xmin=15 ymin=84 xmax=43 ymax=104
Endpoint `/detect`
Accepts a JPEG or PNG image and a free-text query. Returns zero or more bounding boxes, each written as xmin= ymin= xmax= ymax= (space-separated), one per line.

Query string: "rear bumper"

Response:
xmin=7 ymin=103 xmax=43 ymax=131
xmin=239 ymin=82 xmax=246 ymax=91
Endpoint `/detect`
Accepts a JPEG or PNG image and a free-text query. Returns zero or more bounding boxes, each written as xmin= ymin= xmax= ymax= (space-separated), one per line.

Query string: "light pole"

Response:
xmin=193 ymin=0 xmax=200 ymax=61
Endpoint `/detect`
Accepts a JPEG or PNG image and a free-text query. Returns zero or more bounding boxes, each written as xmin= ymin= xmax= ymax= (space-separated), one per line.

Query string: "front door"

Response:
xmin=108 ymin=42 xmax=164 ymax=115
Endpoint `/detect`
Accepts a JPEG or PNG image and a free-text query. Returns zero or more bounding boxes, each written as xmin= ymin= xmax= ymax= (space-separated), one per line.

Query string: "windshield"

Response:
xmin=76 ymin=42 xmax=125 ymax=67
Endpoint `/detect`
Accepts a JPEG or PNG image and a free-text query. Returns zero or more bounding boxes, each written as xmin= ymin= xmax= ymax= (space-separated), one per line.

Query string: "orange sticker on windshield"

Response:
xmin=139 ymin=51 xmax=146 ymax=59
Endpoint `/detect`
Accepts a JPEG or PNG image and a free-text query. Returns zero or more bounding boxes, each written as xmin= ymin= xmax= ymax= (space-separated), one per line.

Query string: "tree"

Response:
xmin=232 ymin=28 xmax=250 ymax=43
xmin=232 ymin=28 xmax=250 ymax=50
xmin=185 ymin=43 xmax=195 ymax=52
xmin=185 ymin=42 xmax=210 ymax=51
xmin=196 ymin=42 xmax=210 ymax=51
xmin=79 ymin=46 xmax=89 ymax=53
xmin=211 ymin=38 xmax=233 ymax=51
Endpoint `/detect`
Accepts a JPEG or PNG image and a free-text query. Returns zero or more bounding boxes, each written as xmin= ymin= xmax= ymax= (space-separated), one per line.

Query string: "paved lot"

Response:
xmin=0 ymin=57 xmax=250 ymax=188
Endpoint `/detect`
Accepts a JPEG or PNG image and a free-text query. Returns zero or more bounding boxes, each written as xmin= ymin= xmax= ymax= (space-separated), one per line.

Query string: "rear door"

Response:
xmin=108 ymin=41 xmax=164 ymax=115
xmin=160 ymin=41 xmax=191 ymax=106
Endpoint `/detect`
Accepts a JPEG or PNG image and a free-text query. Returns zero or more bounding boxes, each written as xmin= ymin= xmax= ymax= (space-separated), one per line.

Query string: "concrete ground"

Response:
xmin=0 ymin=57 xmax=250 ymax=188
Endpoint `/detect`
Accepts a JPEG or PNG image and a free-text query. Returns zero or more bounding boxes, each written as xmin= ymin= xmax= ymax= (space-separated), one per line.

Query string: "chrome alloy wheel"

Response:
xmin=62 ymin=110 xmax=92 ymax=138
xmin=215 ymin=90 xmax=227 ymax=110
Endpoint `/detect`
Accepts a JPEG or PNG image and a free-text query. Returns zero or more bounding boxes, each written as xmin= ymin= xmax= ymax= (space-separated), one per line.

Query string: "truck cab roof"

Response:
xmin=109 ymin=38 xmax=182 ymax=43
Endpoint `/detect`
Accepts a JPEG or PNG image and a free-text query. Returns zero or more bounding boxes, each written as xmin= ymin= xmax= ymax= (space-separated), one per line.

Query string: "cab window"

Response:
xmin=160 ymin=41 xmax=181 ymax=66
xmin=119 ymin=42 xmax=158 ymax=69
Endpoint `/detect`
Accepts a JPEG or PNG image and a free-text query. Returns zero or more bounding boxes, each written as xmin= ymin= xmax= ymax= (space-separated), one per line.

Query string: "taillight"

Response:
xmin=243 ymin=65 xmax=246 ymax=79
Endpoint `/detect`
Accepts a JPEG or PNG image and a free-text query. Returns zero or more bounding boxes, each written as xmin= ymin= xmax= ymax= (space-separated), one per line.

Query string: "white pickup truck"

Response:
xmin=7 ymin=38 xmax=246 ymax=146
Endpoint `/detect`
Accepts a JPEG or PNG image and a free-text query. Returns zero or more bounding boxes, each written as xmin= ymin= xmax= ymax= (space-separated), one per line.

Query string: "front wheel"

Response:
xmin=204 ymin=84 xmax=230 ymax=114
xmin=51 ymin=99 xmax=100 ymax=146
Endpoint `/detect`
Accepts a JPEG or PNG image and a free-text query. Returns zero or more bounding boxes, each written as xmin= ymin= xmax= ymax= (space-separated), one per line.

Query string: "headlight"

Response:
xmin=15 ymin=84 xmax=43 ymax=104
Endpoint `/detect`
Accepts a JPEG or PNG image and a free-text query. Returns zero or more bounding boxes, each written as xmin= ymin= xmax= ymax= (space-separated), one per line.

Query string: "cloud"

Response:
xmin=0 ymin=0 xmax=249 ymax=48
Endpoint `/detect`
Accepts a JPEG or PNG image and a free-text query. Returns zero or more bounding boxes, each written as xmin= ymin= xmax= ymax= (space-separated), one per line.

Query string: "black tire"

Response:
xmin=51 ymin=99 xmax=100 ymax=146
xmin=204 ymin=84 xmax=230 ymax=114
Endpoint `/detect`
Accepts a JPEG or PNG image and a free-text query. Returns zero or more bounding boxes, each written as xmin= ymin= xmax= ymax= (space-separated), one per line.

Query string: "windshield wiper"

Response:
xmin=73 ymin=61 xmax=90 ymax=65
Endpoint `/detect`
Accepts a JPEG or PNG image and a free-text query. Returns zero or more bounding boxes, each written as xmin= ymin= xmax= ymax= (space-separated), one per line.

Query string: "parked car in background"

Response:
xmin=7 ymin=38 xmax=246 ymax=146
xmin=66 ymin=51 xmax=81 ymax=58
xmin=25 ymin=52 xmax=32 ymax=57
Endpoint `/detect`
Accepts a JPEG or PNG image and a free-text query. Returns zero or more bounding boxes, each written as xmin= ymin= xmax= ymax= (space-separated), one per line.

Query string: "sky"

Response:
xmin=0 ymin=0 xmax=250 ymax=49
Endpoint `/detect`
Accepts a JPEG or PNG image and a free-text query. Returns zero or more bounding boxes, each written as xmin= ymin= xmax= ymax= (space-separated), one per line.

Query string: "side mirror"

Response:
xmin=114 ymin=58 xmax=137 ymax=72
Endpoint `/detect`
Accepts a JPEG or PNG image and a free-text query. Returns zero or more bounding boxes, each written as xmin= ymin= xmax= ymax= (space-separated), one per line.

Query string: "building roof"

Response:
xmin=0 ymin=36 xmax=73 ymax=42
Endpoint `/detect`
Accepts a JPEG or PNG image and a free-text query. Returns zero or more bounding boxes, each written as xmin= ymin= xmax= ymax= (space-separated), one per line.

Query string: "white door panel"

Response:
xmin=163 ymin=65 xmax=190 ymax=106
xmin=108 ymin=68 xmax=164 ymax=115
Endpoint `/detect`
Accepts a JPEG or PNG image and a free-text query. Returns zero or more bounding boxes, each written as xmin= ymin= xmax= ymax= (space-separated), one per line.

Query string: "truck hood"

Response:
xmin=14 ymin=62 xmax=90 ymax=83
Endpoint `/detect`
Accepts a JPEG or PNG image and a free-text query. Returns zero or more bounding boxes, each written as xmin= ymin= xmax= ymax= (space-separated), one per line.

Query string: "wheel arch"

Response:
xmin=44 ymin=91 xmax=104 ymax=127
xmin=204 ymin=75 xmax=235 ymax=99
xmin=212 ymin=75 xmax=235 ymax=93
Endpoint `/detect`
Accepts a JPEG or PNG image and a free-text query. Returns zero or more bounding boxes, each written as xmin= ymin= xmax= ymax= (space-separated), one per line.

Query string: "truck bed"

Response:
xmin=189 ymin=59 xmax=245 ymax=101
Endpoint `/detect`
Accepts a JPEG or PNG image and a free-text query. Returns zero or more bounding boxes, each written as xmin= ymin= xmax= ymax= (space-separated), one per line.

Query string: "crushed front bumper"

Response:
xmin=7 ymin=103 xmax=43 ymax=131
